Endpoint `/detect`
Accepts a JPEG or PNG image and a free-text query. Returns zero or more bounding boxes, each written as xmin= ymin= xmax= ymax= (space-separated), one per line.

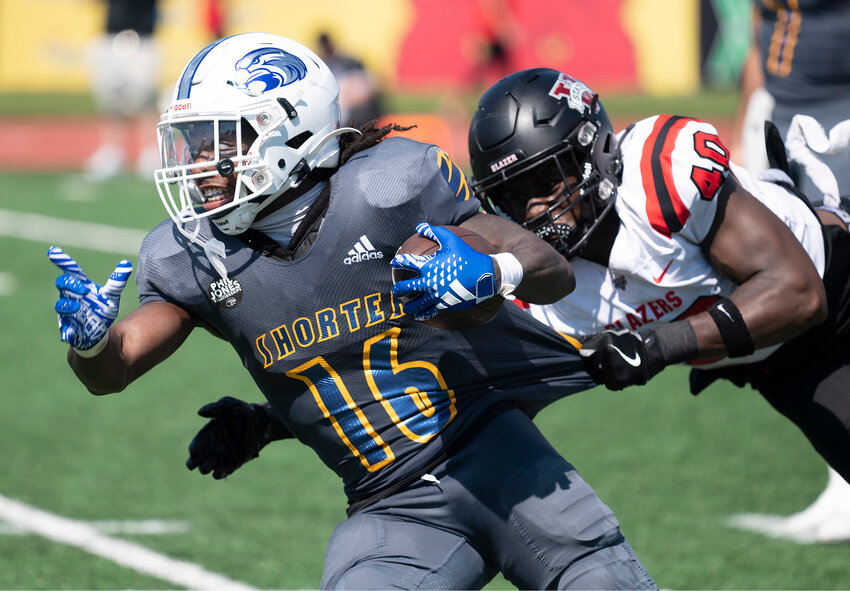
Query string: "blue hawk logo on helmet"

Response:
xmin=233 ymin=48 xmax=307 ymax=94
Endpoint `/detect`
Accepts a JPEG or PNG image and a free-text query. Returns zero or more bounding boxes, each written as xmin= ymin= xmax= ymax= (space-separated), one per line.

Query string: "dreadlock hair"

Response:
xmin=339 ymin=120 xmax=416 ymax=165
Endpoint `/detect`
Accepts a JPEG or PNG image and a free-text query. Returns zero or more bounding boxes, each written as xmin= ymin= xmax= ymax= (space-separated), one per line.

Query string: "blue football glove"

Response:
xmin=48 ymin=246 xmax=133 ymax=355
xmin=390 ymin=223 xmax=498 ymax=321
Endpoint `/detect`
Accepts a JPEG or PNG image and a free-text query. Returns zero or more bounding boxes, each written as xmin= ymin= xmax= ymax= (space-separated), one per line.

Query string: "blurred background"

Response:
xmin=5 ymin=1 xmax=846 ymax=590
xmin=0 ymin=0 xmax=750 ymax=175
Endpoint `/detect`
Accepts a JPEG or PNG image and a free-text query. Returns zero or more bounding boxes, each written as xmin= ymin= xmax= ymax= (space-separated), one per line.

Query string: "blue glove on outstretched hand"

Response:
xmin=391 ymin=223 xmax=497 ymax=320
xmin=48 ymin=246 xmax=133 ymax=356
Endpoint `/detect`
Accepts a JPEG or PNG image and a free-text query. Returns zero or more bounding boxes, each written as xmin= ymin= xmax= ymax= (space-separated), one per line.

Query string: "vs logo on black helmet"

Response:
xmin=548 ymin=73 xmax=598 ymax=116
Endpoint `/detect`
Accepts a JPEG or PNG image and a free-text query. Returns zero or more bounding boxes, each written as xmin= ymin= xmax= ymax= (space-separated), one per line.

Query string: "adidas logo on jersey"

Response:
xmin=344 ymin=235 xmax=384 ymax=265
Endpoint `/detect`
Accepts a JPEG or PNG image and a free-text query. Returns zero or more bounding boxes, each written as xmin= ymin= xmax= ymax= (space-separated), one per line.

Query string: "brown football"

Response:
xmin=392 ymin=225 xmax=505 ymax=330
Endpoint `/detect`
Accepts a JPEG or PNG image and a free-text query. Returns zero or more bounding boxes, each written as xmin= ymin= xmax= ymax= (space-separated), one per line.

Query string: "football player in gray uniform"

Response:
xmin=48 ymin=34 xmax=655 ymax=590
xmin=466 ymin=67 xmax=850 ymax=544
xmin=736 ymin=0 xmax=850 ymax=213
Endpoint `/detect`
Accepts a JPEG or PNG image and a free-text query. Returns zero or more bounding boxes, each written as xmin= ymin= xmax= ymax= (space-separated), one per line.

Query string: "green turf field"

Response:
xmin=1 ymin=159 xmax=848 ymax=588
xmin=0 ymin=88 xmax=741 ymax=119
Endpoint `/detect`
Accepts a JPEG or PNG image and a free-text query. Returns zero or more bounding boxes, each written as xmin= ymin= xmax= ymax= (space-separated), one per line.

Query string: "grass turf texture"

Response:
xmin=0 ymin=88 xmax=741 ymax=120
xmin=2 ymin=159 xmax=847 ymax=589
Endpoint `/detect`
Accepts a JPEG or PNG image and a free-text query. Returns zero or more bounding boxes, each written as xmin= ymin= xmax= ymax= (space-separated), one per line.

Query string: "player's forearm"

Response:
xmin=68 ymin=303 xmax=198 ymax=395
xmin=581 ymin=275 xmax=826 ymax=390
xmin=498 ymin=236 xmax=574 ymax=303
xmin=695 ymin=177 xmax=828 ymax=360
xmin=688 ymin=274 xmax=826 ymax=360
xmin=461 ymin=213 xmax=575 ymax=303
xmin=67 ymin=328 xmax=134 ymax=395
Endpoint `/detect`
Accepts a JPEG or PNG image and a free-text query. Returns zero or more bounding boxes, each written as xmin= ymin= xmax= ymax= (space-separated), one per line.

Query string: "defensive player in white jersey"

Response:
xmin=466 ymin=68 xmax=850 ymax=543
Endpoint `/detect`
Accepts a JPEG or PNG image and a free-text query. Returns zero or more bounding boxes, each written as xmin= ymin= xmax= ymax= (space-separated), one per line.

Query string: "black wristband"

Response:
xmin=707 ymin=298 xmax=755 ymax=358
xmin=639 ymin=321 xmax=699 ymax=365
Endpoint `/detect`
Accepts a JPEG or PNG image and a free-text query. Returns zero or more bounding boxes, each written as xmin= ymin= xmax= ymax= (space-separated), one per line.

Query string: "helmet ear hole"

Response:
xmin=286 ymin=131 xmax=313 ymax=149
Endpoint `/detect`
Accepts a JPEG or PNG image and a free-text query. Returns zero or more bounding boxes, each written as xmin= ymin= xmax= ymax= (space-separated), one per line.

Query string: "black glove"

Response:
xmin=580 ymin=323 xmax=699 ymax=391
xmin=186 ymin=396 xmax=289 ymax=479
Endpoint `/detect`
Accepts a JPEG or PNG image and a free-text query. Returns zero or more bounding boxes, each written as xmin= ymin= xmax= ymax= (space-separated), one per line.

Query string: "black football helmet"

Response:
xmin=468 ymin=68 xmax=621 ymax=259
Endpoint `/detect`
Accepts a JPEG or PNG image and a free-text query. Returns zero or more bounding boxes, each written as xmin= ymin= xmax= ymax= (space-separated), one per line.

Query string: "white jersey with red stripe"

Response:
xmin=527 ymin=115 xmax=826 ymax=368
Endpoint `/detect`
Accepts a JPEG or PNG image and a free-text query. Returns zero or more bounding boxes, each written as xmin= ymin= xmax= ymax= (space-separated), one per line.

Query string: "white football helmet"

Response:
xmin=154 ymin=33 xmax=355 ymax=253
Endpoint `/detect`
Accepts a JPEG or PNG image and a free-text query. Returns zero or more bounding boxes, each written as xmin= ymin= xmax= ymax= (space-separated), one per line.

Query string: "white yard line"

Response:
xmin=0 ymin=209 xmax=147 ymax=255
xmin=0 ymin=210 xmax=254 ymax=586
xmin=0 ymin=519 xmax=192 ymax=535
xmin=88 ymin=519 xmax=193 ymax=534
xmin=0 ymin=494 xmax=256 ymax=590
xmin=0 ymin=272 xmax=15 ymax=296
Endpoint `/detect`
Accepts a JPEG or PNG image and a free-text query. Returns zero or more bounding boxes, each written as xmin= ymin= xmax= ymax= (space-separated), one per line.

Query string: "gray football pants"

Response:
xmin=321 ymin=408 xmax=656 ymax=590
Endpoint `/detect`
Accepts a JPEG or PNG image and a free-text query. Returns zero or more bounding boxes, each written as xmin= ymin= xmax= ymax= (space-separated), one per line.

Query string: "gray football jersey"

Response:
xmin=137 ymin=137 xmax=593 ymax=503
xmin=757 ymin=0 xmax=850 ymax=102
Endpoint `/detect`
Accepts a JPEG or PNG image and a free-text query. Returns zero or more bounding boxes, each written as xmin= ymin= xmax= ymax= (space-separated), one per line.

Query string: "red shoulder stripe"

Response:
xmin=641 ymin=115 xmax=693 ymax=238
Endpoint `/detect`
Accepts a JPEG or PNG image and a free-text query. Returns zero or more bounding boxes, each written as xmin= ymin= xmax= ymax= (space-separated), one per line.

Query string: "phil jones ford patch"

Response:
xmin=209 ymin=277 xmax=244 ymax=309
